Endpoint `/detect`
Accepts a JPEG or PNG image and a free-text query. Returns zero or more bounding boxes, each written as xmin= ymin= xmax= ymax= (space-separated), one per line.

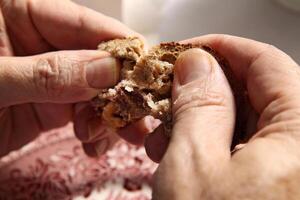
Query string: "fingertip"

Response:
xmin=73 ymin=102 xmax=94 ymax=142
xmin=144 ymin=125 xmax=169 ymax=163
xmin=118 ymin=116 xmax=161 ymax=145
xmin=82 ymin=133 xmax=119 ymax=157
xmin=175 ymin=48 xmax=215 ymax=85
xmin=86 ymin=56 xmax=121 ymax=89
xmin=74 ymin=102 xmax=117 ymax=143
xmin=82 ymin=142 xmax=98 ymax=157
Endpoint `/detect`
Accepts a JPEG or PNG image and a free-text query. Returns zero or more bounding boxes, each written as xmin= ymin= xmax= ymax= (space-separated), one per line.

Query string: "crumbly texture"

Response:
xmin=92 ymin=37 xmax=248 ymax=141
xmin=97 ymin=37 xmax=144 ymax=61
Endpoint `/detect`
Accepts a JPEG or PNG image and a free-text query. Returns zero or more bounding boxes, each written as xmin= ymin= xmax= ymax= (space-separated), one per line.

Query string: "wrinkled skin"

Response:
xmin=144 ymin=35 xmax=300 ymax=200
xmin=2 ymin=1 xmax=300 ymax=198
xmin=0 ymin=0 xmax=153 ymax=157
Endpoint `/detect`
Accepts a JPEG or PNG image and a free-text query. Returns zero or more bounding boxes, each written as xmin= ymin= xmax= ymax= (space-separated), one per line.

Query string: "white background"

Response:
xmin=73 ymin=0 xmax=300 ymax=62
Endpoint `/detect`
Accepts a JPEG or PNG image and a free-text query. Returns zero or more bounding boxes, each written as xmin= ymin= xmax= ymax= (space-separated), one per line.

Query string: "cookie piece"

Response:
xmin=92 ymin=37 xmax=248 ymax=141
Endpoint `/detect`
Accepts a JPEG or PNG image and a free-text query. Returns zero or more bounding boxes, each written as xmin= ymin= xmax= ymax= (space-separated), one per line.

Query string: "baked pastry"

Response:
xmin=92 ymin=37 xmax=248 ymax=141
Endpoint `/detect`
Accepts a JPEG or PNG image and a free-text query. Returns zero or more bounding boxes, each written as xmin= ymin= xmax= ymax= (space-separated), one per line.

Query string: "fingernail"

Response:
xmin=82 ymin=143 xmax=98 ymax=157
xmin=86 ymin=57 xmax=120 ymax=88
xmin=145 ymin=116 xmax=161 ymax=132
xmin=73 ymin=103 xmax=94 ymax=142
xmin=94 ymin=138 xmax=109 ymax=156
xmin=74 ymin=102 xmax=89 ymax=116
xmin=176 ymin=49 xmax=213 ymax=85
xmin=87 ymin=119 xmax=107 ymax=141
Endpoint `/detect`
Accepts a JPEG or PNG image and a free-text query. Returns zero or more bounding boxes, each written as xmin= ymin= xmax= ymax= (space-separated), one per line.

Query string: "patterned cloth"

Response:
xmin=0 ymin=123 xmax=157 ymax=200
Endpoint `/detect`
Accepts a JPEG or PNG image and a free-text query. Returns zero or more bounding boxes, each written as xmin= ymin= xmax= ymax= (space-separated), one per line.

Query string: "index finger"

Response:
xmin=182 ymin=34 xmax=300 ymax=114
xmin=28 ymin=0 xmax=142 ymax=49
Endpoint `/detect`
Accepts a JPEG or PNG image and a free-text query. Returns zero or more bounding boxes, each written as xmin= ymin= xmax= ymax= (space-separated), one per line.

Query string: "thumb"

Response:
xmin=0 ymin=50 xmax=120 ymax=107
xmin=161 ymin=49 xmax=235 ymax=168
xmin=145 ymin=49 xmax=236 ymax=165
xmin=151 ymin=49 xmax=236 ymax=199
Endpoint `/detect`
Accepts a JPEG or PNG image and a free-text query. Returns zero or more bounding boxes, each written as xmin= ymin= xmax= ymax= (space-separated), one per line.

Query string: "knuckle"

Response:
xmin=33 ymin=53 xmax=84 ymax=100
xmin=262 ymin=43 xmax=287 ymax=59
xmin=33 ymin=56 xmax=66 ymax=99
xmin=77 ymin=5 xmax=87 ymax=31
xmin=263 ymin=43 xmax=277 ymax=51
xmin=253 ymin=43 xmax=286 ymax=63
xmin=253 ymin=98 xmax=300 ymax=142
xmin=173 ymin=87 xmax=226 ymax=118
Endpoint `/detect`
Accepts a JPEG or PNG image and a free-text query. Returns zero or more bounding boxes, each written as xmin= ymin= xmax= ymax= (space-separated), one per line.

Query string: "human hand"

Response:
xmin=0 ymin=0 xmax=152 ymax=157
xmin=145 ymin=35 xmax=300 ymax=199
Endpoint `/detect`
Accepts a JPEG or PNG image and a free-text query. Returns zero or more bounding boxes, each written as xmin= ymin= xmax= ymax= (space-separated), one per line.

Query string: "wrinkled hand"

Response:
xmin=145 ymin=35 xmax=300 ymax=199
xmin=0 ymin=0 xmax=153 ymax=157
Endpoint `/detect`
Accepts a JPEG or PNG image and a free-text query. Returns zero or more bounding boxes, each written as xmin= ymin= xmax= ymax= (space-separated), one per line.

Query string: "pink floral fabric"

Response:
xmin=0 ymin=123 xmax=157 ymax=200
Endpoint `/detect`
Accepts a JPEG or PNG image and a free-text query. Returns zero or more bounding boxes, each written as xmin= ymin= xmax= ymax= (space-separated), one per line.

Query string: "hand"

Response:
xmin=145 ymin=35 xmax=300 ymax=199
xmin=0 ymin=0 xmax=152 ymax=157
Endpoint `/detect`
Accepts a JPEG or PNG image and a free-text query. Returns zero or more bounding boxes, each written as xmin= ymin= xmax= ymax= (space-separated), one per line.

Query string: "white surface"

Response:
xmin=160 ymin=0 xmax=300 ymax=62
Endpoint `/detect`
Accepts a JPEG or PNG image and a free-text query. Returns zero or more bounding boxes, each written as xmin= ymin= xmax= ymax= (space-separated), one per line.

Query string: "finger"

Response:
xmin=151 ymin=49 xmax=236 ymax=199
xmin=0 ymin=0 xmax=53 ymax=55
xmin=182 ymin=34 xmax=300 ymax=114
xmin=27 ymin=0 xmax=142 ymax=49
xmin=0 ymin=104 xmax=40 ymax=157
xmin=144 ymin=125 xmax=169 ymax=163
xmin=0 ymin=50 xmax=120 ymax=108
xmin=74 ymin=102 xmax=119 ymax=157
xmin=74 ymin=102 xmax=116 ymax=143
xmin=164 ymin=49 xmax=235 ymax=169
xmin=73 ymin=102 xmax=95 ymax=142
xmin=32 ymin=103 xmax=72 ymax=131
xmin=118 ymin=116 xmax=161 ymax=145
xmin=82 ymin=131 xmax=120 ymax=157
xmin=74 ymin=103 xmax=159 ymax=144
xmin=0 ymin=9 xmax=13 ymax=56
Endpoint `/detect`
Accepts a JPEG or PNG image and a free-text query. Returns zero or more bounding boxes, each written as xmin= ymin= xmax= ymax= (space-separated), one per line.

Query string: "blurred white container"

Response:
xmin=122 ymin=0 xmax=166 ymax=45
xmin=73 ymin=0 xmax=165 ymax=45
xmin=122 ymin=0 xmax=165 ymax=33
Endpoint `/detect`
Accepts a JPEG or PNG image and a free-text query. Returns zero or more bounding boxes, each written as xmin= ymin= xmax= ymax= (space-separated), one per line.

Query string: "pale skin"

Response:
xmin=144 ymin=35 xmax=300 ymax=200
xmin=1 ymin=1 xmax=300 ymax=199
xmin=0 ymin=0 xmax=154 ymax=157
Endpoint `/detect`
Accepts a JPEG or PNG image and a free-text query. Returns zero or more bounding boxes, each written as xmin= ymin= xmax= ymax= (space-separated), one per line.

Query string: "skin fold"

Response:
xmin=1 ymin=1 xmax=300 ymax=199
xmin=0 ymin=0 xmax=151 ymax=157
xmin=144 ymin=35 xmax=300 ymax=200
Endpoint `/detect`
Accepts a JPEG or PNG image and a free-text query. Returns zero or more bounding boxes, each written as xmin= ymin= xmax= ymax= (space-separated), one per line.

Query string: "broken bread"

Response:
xmin=92 ymin=37 xmax=248 ymax=140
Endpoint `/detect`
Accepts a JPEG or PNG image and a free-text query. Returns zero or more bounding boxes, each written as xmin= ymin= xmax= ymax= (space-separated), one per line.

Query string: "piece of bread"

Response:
xmin=92 ymin=37 xmax=248 ymax=141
